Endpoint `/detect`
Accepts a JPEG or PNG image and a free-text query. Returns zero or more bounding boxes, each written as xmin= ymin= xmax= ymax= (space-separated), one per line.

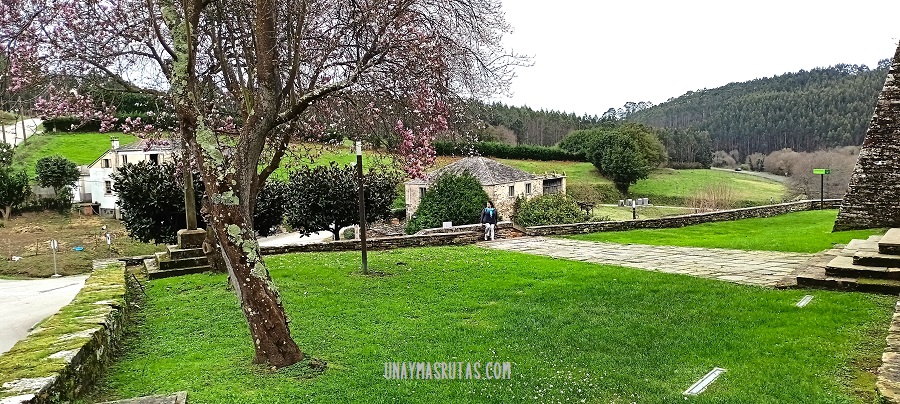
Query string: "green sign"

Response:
xmin=813 ymin=168 xmax=831 ymax=175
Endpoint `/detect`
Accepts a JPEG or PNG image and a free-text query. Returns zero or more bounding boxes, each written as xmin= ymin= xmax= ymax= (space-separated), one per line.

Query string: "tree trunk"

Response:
xmin=2 ymin=206 xmax=10 ymax=220
xmin=207 ymin=200 xmax=304 ymax=367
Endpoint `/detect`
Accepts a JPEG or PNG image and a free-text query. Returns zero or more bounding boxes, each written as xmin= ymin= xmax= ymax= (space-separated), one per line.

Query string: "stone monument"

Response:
xmin=833 ymin=42 xmax=900 ymax=231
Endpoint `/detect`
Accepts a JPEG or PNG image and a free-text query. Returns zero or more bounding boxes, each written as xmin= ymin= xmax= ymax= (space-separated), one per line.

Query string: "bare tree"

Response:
xmin=17 ymin=0 xmax=525 ymax=367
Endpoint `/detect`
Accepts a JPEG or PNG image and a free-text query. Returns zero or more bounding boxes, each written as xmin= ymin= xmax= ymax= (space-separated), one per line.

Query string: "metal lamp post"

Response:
xmin=356 ymin=141 xmax=368 ymax=274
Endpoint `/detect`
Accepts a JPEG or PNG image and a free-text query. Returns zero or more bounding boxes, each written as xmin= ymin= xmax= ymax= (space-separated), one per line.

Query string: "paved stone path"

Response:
xmin=483 ymin=237 xmax=813 ymax=287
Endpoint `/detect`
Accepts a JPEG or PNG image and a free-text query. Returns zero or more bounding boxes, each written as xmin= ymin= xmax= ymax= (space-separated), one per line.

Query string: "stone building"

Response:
xmin=834 ymin=42 xmax=900 ymax=230
xmin=405 ymin=156 xmax=566 ymax=221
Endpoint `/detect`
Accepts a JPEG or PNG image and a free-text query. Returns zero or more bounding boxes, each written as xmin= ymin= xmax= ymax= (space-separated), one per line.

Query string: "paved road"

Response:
xmin=0 ymin=275 xmax=88 ymax=355
xmin=1 ymin=118 xmax=42 ymax=148
xmin=484 ymin=237 xmax=812 ymax=287
xmin=711 ymin=167 xmax=788 ymax=184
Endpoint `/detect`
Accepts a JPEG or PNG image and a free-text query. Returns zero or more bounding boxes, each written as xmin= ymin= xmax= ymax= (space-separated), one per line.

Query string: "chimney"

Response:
xmin=111 ymin=137 xmax=120 ymax=150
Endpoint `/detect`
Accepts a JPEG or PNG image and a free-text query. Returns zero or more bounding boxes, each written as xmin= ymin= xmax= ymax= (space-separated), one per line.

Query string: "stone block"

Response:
xmin=176 ymin=229 xmax=206 ymax=249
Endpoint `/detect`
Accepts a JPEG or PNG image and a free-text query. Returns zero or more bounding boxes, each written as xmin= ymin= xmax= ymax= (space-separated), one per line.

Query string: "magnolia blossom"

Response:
xmin=33 ymin=88 xmax=118 ymax=132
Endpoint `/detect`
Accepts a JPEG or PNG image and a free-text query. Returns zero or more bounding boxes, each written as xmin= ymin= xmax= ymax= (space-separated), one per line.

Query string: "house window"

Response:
xmin=149 ymin=154 xmax=159 ymax=164
xmin=526 ymin=183 xmax=532 ymax=194
xmin=508 ymin=185 xmax=515 ymax=197
xmin=419 ymin=187 xmax=427 ymax=198
xmin=102 ymin=159 xmax=110 ymax=168
xmin=122 ymin=155 xmax=128 ymax=164
xmin=105 ymin=181 xmax=113 ymax=195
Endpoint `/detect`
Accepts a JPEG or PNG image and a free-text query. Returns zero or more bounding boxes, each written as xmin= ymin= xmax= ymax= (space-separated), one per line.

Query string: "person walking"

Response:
xmin=480 ymin=201 xmax=498 ymax=241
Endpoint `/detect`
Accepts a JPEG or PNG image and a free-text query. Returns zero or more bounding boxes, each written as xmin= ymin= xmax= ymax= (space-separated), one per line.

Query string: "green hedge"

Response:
xmin=42 ymin=113 xmax=177 ymax=133
xmin=406 ymin=172 xmax=490 ymax=234
xmin=513 ymin=193 xmax=588 ymax=227
xmin=435 ymin=141 xmax=583 ymax=162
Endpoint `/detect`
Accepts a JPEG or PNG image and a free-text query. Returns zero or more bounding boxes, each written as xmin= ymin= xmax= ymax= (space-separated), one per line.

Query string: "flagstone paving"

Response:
xmin=482 ymin=237 xmax=814 ymax=287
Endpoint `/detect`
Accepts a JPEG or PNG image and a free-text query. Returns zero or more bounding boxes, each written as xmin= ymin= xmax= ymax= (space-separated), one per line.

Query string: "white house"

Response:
xmin=86 ymin=138 xmax=175 ymax=218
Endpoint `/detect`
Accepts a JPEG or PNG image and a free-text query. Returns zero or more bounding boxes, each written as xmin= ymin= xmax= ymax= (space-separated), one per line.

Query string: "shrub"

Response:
xmin=254 ymin=180 xmax=288 ymax=237
xmin=42 ymin=117 xmax=103 ymax=133
xmin=284 ymin=163 xmax=399 ymax=240
xmin=406 ymin=171 xmax=490 ymax=234
xmin=112 ymin=162 xmax=204 ymax=244
xmin=434 ymin=141 xmax=582 ymax=162
xmin=687 ymin=184 xmax=737 ymax=212
xmin=39 ymin=186 xmax=75 ymax=214
xmin=35 ymin=155 xmax=79 ymax=193
xmin=0 ymin=167 xmax=29 ymax=220
xmin=513 ymin=193 xmax=587 ymax=227
xmin=666 ymin=161 xmax=707 ymax=169
xmin=588 ymin=132 xmax=651 ymax=194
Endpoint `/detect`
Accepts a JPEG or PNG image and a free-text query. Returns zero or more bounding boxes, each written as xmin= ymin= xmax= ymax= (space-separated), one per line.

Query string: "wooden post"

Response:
xmin=356 ymin=141 xmax=368 ymax=275
xmin=18 ymin=97 xmax=25 ymax=143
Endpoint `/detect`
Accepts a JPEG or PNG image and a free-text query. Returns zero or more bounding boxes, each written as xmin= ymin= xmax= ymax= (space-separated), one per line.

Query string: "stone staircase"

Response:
xmin=797 ymin=228 xmax=900 ymax=294
xmin=145 ymin=230 xmax=212 ymax=280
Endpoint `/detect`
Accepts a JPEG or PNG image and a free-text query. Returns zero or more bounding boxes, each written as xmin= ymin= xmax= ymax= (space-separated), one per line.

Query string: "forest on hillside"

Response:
xmin=626 ymin=61 xmax=890 ymax=155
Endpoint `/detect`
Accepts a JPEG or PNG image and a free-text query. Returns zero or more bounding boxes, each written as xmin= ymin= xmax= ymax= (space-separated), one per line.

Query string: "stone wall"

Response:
xmin=260 ymin=202 xmax=839 ymax=254
xmin=0 ymin=260 xmax=133 ymax=404
xmin=877 ymin=301 xmax=900 ymax=403
xmin=524 ymin=200 xmax=840 ymax=236
xmin=834 ymin=43 xmax=900 ymax=231
xmin=261 ymin=223 xmax=522 ymax=255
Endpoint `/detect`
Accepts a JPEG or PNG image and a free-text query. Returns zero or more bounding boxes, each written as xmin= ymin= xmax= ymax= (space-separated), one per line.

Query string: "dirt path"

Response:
xmin=711 ymin=167 xmax=787 ymax=184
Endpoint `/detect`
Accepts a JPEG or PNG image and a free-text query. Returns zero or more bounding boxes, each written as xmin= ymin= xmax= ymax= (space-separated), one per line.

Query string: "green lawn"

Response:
xmin=86 ymin=246 xmax=893 ymax=403
xmin=11 ymin=132 xmax=138 ymax=175
xmin=568 ymin=210 xmax=884 ymax=253
xmin=630 ymin=168 xmax=786 ymax=207
xmin=489 ymin=160 xmax=785 ymax=207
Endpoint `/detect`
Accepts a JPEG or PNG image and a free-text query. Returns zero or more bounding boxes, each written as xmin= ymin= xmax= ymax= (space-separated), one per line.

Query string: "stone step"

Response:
xmin=796 ymin=267 xmax=900 ymax=295
xmin=148 ymin=265 xmax=213 ymax=280
xmin=166 ymin=245 xmax=206 ymax=260
xmin=156 ymin=252 xmax=210 ymax=271
xmin=98 ymin=391 xmax=187 ymax=403
xmin=880 ymin=228 xmax=900 ymax=255
xmin=855 ymin=250 xmax=900 ymax=267
xmin=826 ymin=256 xmax=900 ymax=280
xmin=839 ymin=239 xmax=877 ymax=257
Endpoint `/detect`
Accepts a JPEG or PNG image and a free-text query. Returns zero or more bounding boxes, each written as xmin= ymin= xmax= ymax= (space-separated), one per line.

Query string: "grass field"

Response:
xmin=11 ymin=132 xmax=138 ymax=175
xmin=568 ymin=210 xmax=884 ymax=253
xmin=438 ymin=157 xmax=786 ymax=207
xmin=85 ymin=246 xmax=893 ymax=403
xmin=630 ymin=168 xmax=787 ymax=207
xmin=0 ymin=212 xmax=164 ymax=277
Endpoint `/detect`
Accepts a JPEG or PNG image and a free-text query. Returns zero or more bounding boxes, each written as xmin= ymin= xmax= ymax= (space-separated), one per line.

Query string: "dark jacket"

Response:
xmin=480 ymin=207 xmax=498 ymax=225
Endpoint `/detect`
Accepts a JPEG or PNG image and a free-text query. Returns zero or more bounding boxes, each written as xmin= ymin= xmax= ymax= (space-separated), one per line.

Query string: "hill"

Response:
xmin=627 ymin=61 xmax=890 ymax=156
xmin=11 ymin=132 xmax=138 ymax=175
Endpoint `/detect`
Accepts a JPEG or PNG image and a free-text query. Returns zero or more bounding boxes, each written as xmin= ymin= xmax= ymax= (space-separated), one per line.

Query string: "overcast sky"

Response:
xmin=495 ymin=0 xmax=900 ymax=117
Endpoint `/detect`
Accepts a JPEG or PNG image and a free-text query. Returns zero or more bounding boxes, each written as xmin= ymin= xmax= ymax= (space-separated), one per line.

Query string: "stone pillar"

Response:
xmin=834 ymin=42 xmax=900 ymax=231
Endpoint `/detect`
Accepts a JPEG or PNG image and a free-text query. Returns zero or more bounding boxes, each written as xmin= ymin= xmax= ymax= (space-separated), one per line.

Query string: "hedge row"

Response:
xmin=43 ymin=113 xmax=177 ymax=133
xmin=434 ymin=141 xmax=583 ymax=162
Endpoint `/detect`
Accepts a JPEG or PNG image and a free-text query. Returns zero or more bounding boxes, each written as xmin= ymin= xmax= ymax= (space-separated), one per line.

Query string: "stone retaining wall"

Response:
xmin=524 ymin=200 xmax=841 ymax=236
xmin=261 ymin=223 xmax=520 ymax=255
xmin=877 ymin=300 xmax=900 ymax=403
xmin=0 ymin=260 xmax=134 ymax=404
xmin=259 ymin=201 xmax=839 ymax=254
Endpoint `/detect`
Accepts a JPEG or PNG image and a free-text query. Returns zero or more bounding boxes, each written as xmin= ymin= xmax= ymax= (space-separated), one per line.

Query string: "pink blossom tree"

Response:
xmin=17 ymin=0 xmax=524 ymax=367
